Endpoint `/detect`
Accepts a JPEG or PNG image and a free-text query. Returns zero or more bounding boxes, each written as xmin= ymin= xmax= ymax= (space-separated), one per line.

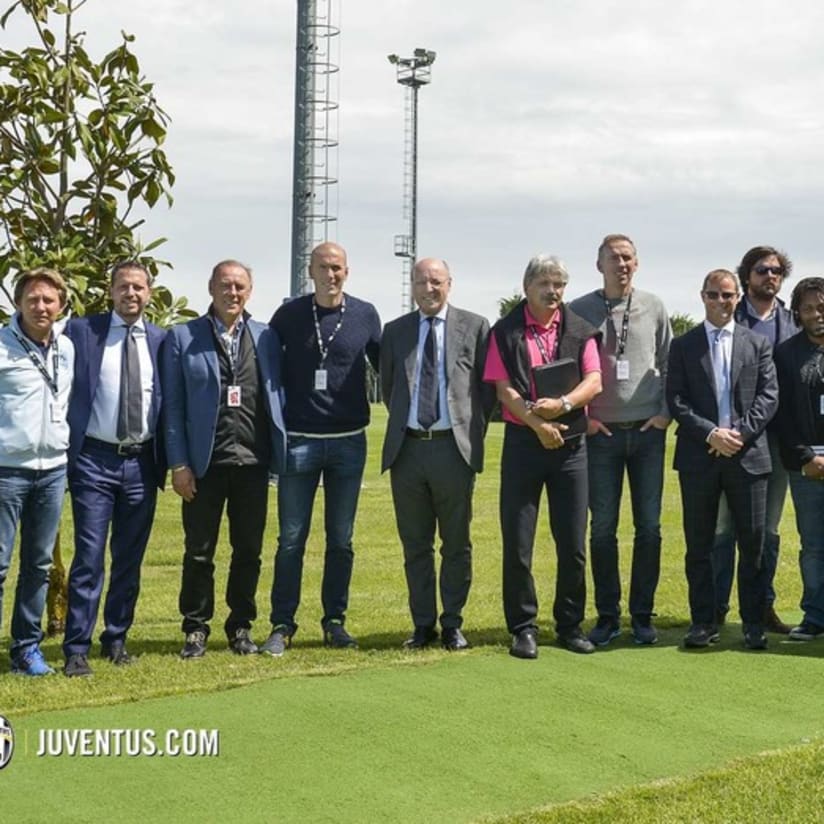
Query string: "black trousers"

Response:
xmin=390 ymin=433 xmax=475 ymax=630
xmin=500 ymin=424 xmax=588 ymax=634
xmin=179 ymin=463 xmax=269 ymax=638
xmin=679 ymin=463 xmax=768 ymax=625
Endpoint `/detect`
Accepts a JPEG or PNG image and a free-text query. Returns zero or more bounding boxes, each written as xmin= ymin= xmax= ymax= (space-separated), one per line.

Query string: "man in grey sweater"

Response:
xmin=569 ymin=234 xmax=672 ymax=646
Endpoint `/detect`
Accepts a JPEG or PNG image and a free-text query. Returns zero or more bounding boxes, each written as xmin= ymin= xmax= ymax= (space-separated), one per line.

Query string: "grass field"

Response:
xmin=1 ymin=406 xmax=823 ymax=822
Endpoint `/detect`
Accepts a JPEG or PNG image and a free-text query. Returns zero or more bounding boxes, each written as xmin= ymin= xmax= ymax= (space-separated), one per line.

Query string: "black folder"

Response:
xmin=531 ymin=357 xmax=588 ymax=439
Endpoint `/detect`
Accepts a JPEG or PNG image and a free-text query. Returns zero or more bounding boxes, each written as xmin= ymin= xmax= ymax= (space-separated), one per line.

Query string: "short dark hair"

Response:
xmin=111 ymin=260 xmax=152 ymax=285
xmin=14 ymin=267 xmax=69 ymax=306
xmin=737 ymin=246 xmax=792 ymax=291
xmin=597 ymin=233 xmax=636 ymax=260
xmin=790 ymin=277 xmax=824 ymax=325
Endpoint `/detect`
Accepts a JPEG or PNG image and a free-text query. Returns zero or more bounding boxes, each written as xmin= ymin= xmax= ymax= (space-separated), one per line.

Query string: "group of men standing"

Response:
xmin=1 ymin=235 xmax=822 ymax=676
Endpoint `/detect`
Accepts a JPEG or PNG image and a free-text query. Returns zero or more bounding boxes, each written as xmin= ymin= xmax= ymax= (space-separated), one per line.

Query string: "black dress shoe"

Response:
xmin=557 ymin=627 xmax=595 ymax=655
xmin=403 ymin=626 xmax=438 ymax=649
xmin=683 ymin=624 xmax=720 ymax=648
xmin=102 ymin=639 xmax=132 ymax=665
xmin=441 ymin=627 xmax=470 ymax=651
xmin=510 ymin=628 xmax=538 ymax=659
xmin=64 ymin=653 xmax=93 ymax=677
xmin=743 ymin=623 xmax=768 ymax=650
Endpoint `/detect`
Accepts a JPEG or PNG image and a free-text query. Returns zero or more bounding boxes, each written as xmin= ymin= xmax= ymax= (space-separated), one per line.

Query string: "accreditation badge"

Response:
xmin=314 ymin=369 xmax=328 ymax=391
xmin=227 ymin=385 xmax=242 ymax=407
xmin=616 ymin=360 xmax=630 ymax=381
xmin=49 ymin=402 xmax=65 ymax=424
xmin=820 ymin=394 xmax=824 ymax=416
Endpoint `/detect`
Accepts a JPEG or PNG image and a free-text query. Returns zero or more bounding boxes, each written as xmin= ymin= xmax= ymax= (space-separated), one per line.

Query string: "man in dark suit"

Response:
xmin=63 ymin=262 xmax=166 ymax=677
xmin=162 ymin=260 xmax=286 ymax=659
xmin=380 ymin=258 xmax=493 ymax=650
xmin=667 ymin=268 xmax=778 ymax=650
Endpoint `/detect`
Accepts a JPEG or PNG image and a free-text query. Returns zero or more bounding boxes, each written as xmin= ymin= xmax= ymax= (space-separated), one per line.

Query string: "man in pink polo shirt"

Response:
xmin=484 ymin=254 xmax=602 ymax=659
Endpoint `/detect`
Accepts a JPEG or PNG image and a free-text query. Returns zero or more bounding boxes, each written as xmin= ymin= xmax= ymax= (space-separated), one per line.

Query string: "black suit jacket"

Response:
xmin=666 ymin=322 xmax=777 ymax=475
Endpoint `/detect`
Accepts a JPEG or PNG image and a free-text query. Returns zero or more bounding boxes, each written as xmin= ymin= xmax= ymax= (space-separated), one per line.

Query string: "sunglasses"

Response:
xmin=703 ymin=290 xmax=738 ymax=301
xmin=753 ymin=265 xmax=783 ymax=276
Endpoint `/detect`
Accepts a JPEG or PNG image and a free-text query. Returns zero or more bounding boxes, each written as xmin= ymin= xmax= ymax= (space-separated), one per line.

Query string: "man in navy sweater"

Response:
xmin=261 ymin=243 xmax=381 ymax=655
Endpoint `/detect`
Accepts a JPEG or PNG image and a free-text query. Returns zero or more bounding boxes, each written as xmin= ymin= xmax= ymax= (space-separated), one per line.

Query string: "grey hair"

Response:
xmin=523 ymin=255 xmax=570 ymax=289
xmin=702 ymin=268 xmax=741 ymax=293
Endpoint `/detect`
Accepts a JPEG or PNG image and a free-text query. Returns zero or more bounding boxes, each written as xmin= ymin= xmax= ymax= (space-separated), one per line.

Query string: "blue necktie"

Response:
xmin=417 ymin=317 xmax=439 ymax=430
xmin=713 ymin=329 xmax=731 ymax=428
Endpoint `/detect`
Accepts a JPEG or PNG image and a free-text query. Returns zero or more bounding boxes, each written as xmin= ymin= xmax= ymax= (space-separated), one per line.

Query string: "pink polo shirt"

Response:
xmin=483 ymin=306 xmax=600 ymax=425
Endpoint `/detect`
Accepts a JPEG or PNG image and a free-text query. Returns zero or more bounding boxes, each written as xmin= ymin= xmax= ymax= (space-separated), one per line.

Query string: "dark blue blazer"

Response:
xmin=161 ymin=315 xmax=286 ymax=478
xmin=666 ymin=322 xmax=778 ymax=475
xmin=65 ymin=312 xmax=167 ymax=486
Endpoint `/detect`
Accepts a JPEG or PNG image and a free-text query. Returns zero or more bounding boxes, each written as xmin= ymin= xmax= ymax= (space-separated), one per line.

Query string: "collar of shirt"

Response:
xmin=743 ymin=295 xmax=776 ymax=323
xmin=418 ymin=305 xmax=448 ymax=327
xmin=703 ymin=318 xmax=735 ymax=338
xmin=524 ymin=305 xmax=560 ymax=332
xmin=209 ymin=309 xmax=246 ymax=338
xmin=111 ymin=311 xmax=146 ymax=333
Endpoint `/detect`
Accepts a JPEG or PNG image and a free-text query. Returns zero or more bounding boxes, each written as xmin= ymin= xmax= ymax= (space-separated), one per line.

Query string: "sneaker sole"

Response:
xmin=683 ymin=634 xmax=720 ymax=648
xmin=589 ymin=629 xmax=621 ymax=647
xmin=632 ymin=634 xmax=659 ymax=646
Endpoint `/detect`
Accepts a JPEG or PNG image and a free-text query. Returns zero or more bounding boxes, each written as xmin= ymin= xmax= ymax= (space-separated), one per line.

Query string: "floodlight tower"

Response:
xmin=387 ymin=48 xmax=436 ymax=311
xmin=290 ymin=0 xmax=340 ymax=297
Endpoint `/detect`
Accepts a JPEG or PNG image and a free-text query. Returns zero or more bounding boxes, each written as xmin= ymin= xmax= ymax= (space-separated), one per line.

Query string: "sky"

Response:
xmin=4 ymin=0 xmax=824 ymax=325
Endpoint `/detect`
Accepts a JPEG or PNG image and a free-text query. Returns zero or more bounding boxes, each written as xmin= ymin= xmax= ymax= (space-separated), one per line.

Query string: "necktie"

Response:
xmin=117 ymin=325 xmax=142 ymax=442
xmin=713 ymin=329 xmax=731 ymax=428
xmin=417 ymin=317 xmax=439 ymax=430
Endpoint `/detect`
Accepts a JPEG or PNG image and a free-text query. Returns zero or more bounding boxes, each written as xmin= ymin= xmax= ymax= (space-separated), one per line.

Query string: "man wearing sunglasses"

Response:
xmin=711 ymin=247 xmax=796 ymax=635
xmin=667 ymin=269 xmax=777 ymax=649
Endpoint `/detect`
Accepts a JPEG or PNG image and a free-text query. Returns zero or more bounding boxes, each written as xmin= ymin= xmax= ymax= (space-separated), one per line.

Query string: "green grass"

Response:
xmin=1 ymin=406 xmax=822 ymax=823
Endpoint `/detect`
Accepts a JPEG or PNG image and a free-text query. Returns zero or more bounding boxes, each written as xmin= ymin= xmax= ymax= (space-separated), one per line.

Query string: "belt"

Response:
xmin=608 ymin=420 xmax=646 ymax=430
xmin=84 ymin=437 xmax=153 ymax=457
xmin=405 ymin=428 xmax=452 ymax=441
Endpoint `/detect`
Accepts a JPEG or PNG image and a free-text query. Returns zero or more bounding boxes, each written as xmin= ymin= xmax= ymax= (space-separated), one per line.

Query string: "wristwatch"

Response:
xmin=560 ymin=395 xmax=573 ymax=413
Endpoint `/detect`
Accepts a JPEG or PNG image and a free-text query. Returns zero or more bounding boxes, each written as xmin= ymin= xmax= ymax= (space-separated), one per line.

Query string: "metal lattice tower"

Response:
xmin=388 ymin=48 xmax=436 ymax=312
xmin=290 ymin=0 xmax=340 ymax=297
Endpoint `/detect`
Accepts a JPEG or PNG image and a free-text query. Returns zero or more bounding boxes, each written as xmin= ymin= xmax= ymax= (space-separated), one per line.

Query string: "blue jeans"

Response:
xmin=788 ymin=470 xmax=824 ymax=627
xmin=712 ymin=432 xmax=787 ymax=613
xmin=587 ymin=425 xmax=665 ymax=619
xmin=0 ymin=465 xmax=67 ymax=657
xmin=270 ymin=432 xmax=367 ymax=634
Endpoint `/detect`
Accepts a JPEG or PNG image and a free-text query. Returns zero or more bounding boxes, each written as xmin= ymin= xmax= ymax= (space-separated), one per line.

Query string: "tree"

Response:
xmin=670 ymin=311 xmax=698 ymax=337
xmin=498 ymin=291 xmax=522 ymax=318
xmin=0 ymin=0 xmax=196 ymax=325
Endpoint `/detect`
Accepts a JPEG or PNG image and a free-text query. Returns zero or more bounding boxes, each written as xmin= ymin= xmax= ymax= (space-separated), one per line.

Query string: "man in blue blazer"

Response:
xmin=162 ymin=260 xmax=286 ymax=659
xmin=667 ymin=268 xmax=778 ymax=651
xmin=63 ymin=262 xmax=166 ymax=677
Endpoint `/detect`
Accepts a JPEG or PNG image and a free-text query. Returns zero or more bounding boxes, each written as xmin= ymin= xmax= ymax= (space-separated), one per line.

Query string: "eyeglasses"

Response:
xmin=753 ymin=265 xmax=783 ymax=276
xmin=703 ymin=290 xmax=738 ymax=301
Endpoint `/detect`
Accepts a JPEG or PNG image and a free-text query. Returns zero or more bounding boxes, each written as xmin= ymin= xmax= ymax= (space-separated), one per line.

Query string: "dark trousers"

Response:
xmin=500 ymin=424 xmax=588 ymax=635
xmin=390 ymin=433 xmax=475 ymax=630
xmin=180 ymin=463 xmax=269 ymax=638
xmin=64 ymin=444 xmax=157 ymax=657
xmin=679 ymin=463 xmax=768 ymax=625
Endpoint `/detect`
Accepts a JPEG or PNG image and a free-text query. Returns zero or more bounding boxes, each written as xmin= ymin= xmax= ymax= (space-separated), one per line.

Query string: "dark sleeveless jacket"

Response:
xmin=492 ymin=299 xmax=600 ymax=400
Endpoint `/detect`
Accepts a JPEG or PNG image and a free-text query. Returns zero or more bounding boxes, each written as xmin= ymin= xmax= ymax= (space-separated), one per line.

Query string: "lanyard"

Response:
xmin=529 ymin=323 xmax=558 ymax=364
xmin=312 ymin=296 xmax=346 ymax=368
xmin=11 ymin=327 xmax=60 ymax=397
xmin=208 ymin=315 xmax=243 ymax=381
xmin=602 ymin=289 xmax=633 ymax=358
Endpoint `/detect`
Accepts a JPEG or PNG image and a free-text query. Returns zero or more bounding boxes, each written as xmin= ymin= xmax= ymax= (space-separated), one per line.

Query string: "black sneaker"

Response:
xmin=683 ymin=624 xmax=720 ymax=648
xmin=743 ymin=623 xmax=768 ymax=650
xmin=64 ymin=653 xmax=92 ymax=678
xmin=588 ymin=616 xmax=621 ymax=647
xmin=228 ymin=628 xmax=258 ymax=655
xmin=788 ymin=620 xmax=824 ymax=641
xmin=323 ymin=620 xmax=358 ymax=649
xmin=631 ymin=616 xmax=658 ymax=646
xmin=181 ymin=630 xmax=207 ymax=659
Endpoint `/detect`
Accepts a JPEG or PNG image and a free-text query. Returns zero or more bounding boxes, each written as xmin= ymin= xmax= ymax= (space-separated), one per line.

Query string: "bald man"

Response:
xmin=261 ymin=243 xmax=381 ymax=655
xmin=381 ymin=258 xmax=493 ymax=650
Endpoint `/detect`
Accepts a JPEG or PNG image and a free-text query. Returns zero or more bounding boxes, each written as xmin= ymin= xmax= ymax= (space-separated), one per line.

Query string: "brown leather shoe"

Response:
xmin=764 ymin=605 xmax=791 ymax=635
